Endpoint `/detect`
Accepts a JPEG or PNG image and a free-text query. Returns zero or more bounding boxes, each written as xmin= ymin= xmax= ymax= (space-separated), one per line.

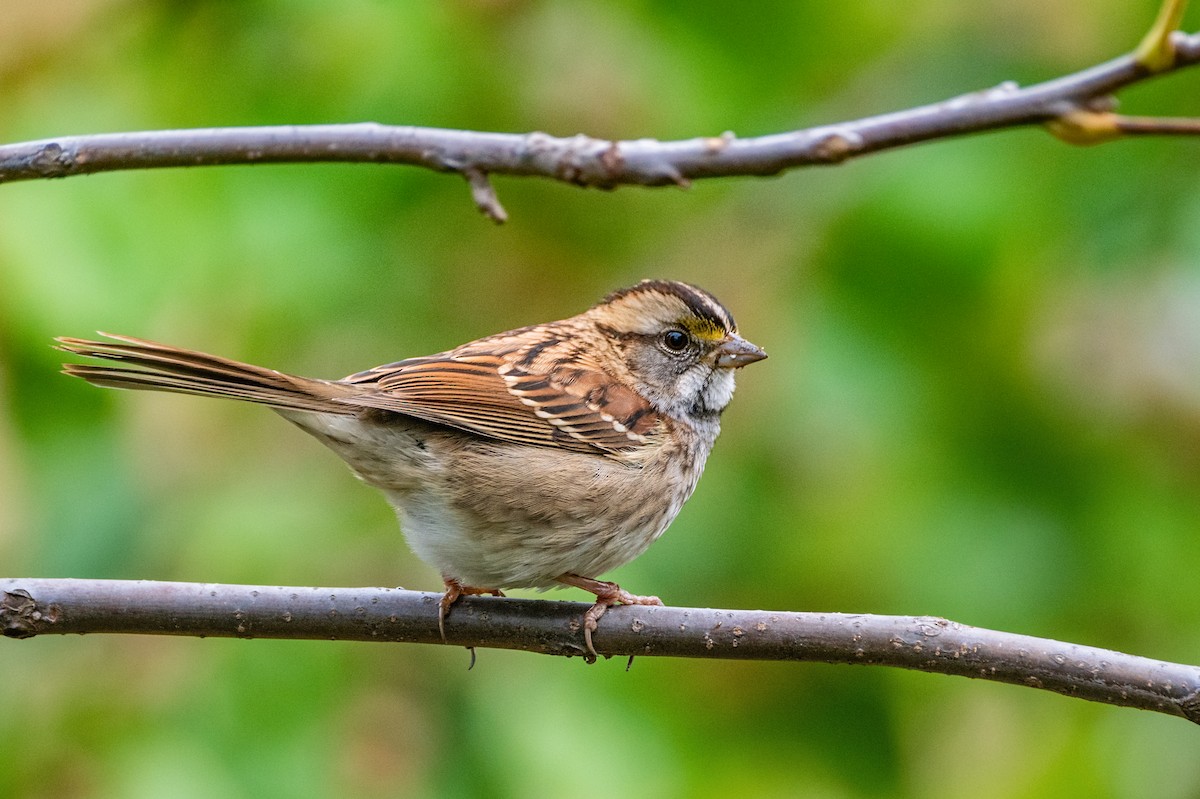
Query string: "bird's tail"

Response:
xmin=57 ymin=333 xmax=357 ymax=415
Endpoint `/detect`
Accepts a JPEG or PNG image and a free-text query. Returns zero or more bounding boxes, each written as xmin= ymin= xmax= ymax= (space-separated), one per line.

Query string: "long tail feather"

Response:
xmin=57 ymin=333 xmax=356 ymax=415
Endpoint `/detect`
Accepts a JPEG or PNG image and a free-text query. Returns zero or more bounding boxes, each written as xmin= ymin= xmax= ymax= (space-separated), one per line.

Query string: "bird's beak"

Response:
xmin=715 ymin=335 xmax=767 ymax=369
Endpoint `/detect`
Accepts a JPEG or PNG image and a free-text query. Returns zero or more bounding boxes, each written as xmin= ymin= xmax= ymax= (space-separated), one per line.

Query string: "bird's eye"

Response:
xmin=661 ymin=329 xmax=690 ymax=352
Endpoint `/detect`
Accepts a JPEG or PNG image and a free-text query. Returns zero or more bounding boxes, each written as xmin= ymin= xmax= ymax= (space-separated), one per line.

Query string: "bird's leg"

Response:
xmin=439 ymin=577 xmax=505 ymax=642
xmin=555 ymin=573 xmax=663 ymax=662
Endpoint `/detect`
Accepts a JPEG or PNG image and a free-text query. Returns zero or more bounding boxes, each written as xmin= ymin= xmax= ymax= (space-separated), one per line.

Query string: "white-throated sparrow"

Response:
xmin=57 ymin=280 xmax=765 ymax=659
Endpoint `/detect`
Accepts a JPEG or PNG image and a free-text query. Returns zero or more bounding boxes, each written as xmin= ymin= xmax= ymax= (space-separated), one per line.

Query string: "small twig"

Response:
xmin=463 ymin=167 xmax=508 ymax=223
xmin=1114 ymin=113 xmax=1200 ymax=135
xmin=1137 ymin=0 xmax=1191 ymax=70
xmin=1045 ymin=107 xmax=1200 ymax=145
xmin=4 ymin=578 xmax=1199 ymax=724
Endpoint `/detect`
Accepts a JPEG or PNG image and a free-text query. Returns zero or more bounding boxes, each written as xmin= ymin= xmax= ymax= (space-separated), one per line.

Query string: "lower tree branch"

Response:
xmin=5 ymin=578 xmax=1198 ymax=724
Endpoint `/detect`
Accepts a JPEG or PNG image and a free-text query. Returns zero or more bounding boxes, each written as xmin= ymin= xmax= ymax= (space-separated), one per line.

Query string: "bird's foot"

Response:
xmin=439 ymin=577 xmax=505 ymax=642
xmin=555 ymin=573 xmax=663 ymax=663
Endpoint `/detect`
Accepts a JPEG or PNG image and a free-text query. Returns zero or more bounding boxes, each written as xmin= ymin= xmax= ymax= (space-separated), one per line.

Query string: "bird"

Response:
xmin=57 ymin=279 xmax=766 ymax=660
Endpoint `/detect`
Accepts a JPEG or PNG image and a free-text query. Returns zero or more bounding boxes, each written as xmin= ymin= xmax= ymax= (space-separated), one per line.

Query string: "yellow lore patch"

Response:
xmin=680 ymin=316 xmax=728 ymax=341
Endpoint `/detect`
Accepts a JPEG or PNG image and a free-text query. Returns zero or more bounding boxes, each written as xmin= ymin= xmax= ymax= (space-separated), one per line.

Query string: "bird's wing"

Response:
xmin=338 ymin=354 xmax=660 ymax=455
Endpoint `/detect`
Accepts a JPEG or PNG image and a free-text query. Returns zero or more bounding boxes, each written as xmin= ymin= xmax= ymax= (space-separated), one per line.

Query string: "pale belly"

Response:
xmin=385 ymin=440 xmax=700 ymax=589
xmin=285 ymin=408 xmax=709 ymax=589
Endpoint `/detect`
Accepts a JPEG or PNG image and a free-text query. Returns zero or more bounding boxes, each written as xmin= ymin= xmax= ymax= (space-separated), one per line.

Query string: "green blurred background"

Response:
xmin=3 ymin=1 xmax=1199 ymax=796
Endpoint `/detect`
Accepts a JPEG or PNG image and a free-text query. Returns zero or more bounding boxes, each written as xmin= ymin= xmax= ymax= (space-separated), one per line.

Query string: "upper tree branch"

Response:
xmin=0 ymin=31 xmax=1197 ymax=220
xmin=4 ymin=578 xmax=1199 ymax=725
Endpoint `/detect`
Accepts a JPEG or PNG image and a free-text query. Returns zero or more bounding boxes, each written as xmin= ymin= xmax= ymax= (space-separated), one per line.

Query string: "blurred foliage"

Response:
xmin=2 ymin=1 xmax=1200 ymax=797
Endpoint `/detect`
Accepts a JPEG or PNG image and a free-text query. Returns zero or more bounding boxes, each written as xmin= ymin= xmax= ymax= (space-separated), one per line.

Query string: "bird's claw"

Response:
xmin=555 ymin=574 xmax=662 ymax=663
